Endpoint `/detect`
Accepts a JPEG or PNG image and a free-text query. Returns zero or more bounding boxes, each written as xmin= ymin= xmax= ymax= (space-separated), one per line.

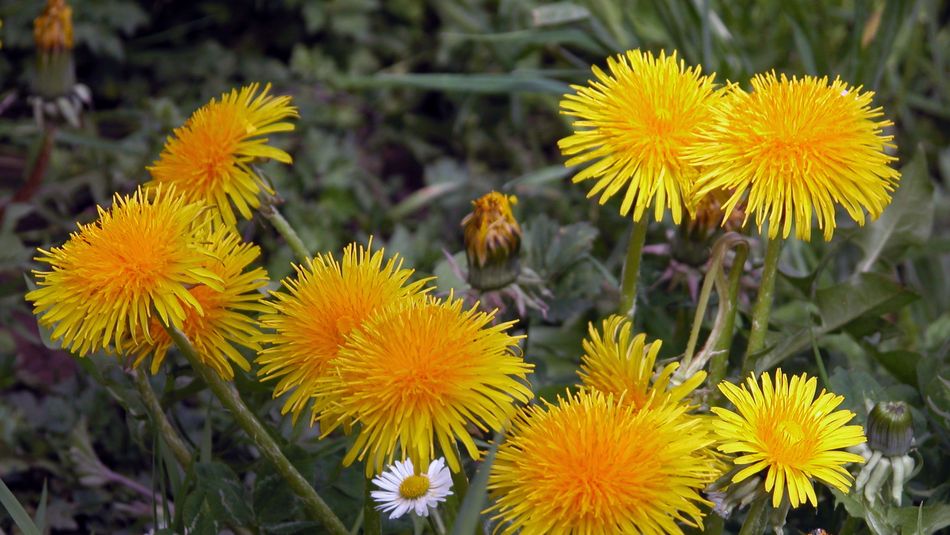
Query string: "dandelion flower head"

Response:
xmin=461 ymin=191 xmax=521 ymax=268
xmin=711 ymin=369 xmax=867 ymax=508
xmin=371 ymin=457 xmax=453 ymax=520
xmin=127 ymin=222 xmax=269 ymax=379
xmin=488 ymin=389 xmax=716 ymax=535
xmin=148 ymin=83 xmax=298 ymax=225
xmin=257 ymin=240 xmax=430 ymax=422
xmin=26 ymin=187 xmax=221 ymax=356
xmin=688 ymin=72 xmax=899 ymax=240
xmin=314 ymin=295 xmax=533 ymax=475
xmin=559 ymin=49 xmax=720 ymax=224
xmin=577 ymin=315 xmax=705 ymax=410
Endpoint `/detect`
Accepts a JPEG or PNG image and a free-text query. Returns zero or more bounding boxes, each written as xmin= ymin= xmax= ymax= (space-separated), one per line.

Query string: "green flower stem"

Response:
xmin=618 ymin=221 xmax=648 ymax=318
xmin=364 ymin=474 xmax=382 ymax=535
xmin=132 ymin=369 xmax=193 ymax=468
xmin=164 ymin=325 xmax=347 ymax=535
xmin=737 ymin=494 xmax=769 ymax=535
xmin=743 ymin=237 xmax=784 ymax=374
xmin=259 ymin=202 xmax=312 ymax=263
xmin=708 ymin=243 xmax=749 ymax=387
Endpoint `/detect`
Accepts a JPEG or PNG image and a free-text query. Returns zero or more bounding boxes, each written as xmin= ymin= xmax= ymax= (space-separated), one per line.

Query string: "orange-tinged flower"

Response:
xmin=559 ymin=49 xmax=720 ymax=223
xmin=26 ymin=187 xmax=221 ymax=356
xmin=34 ymin=0 xmax=73 ymax=52
xmin=314 ymin=295 xmax=533 ymax=475
xmin=148 ymin=83 xmax=298 ymax=225
xmin=462 ymin=191 xmax=521 ymax=268
xmin=257 ymin=240 xmax=431 ymax=422
xmin=711 ymin=370 xmax=867 ymax=508
xmin=127 ymin=223 xmax=269 ymax=379
xmin=688 ymin=72 xmax=899 ymax=240
xmin=488 ymin=389 xmax=716 ymax=534
xmin=577 ymin=315 xmax=705 ymax=410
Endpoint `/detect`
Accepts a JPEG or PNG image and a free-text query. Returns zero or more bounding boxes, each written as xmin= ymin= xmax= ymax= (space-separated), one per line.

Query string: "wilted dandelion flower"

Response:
xmin=26 ymin=187 xmax=221 ymax=356
xmin=689 ymin=72 xmax=899 ymax=240
xmin=559 ymin=49 xmax=720 ymax=223
xmin=148 ymin=83 xmax=298 ymax=225
xmin=462 ymin=191 xmax=523 ymax=290
xmin=257 ymin=240 xmax=430 ymax=422
xmin=371 ymin=457 xmax=453 ymax=520
xmin=315 ymin=295 xmax=533 ymax=475
xmin=34 ymin=0 xmax=73 ymax=51
xmin=127 ymin=223 xmax=269 ymax=378
xmin=578 ymin=315 xmax=705 ymax=410
xmin=711 ymin=369 xmax=866 ymax=508
xmin=488 ymin=389 xmax=716 ymax=535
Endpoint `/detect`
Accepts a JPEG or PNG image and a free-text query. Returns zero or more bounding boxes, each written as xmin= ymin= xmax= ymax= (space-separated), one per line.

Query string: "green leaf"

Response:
xmin=896 ymin=503 xmax=950 ymax=534
xmin=857 ymin=148 xmax=934 ymax=272
xmin=449 ymin=433 xmax=502 ymax=535
xmin=530 ymin=3 xmax=591 ymax=26
xmin=189 ymin=462 xmax=256 ymax=528
xmin=868 ymin=349 xmax=921 ymax=387
xmin=757 ymin=273 xmax=918 ymax=371
xmin=342 ymin=73 xmax=571 ymax=95
xmin=0 ymin=477 xmax=41 ymax=535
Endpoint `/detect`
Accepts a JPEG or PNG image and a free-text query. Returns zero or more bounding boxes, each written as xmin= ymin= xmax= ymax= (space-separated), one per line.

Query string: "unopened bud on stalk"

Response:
xmin=462 ymin=192 xmax=522 ymax=291
xmin=33 ymin=0 xmax=76 ymax=99
xmin=867 ymin=401 xmax=914 ymax=457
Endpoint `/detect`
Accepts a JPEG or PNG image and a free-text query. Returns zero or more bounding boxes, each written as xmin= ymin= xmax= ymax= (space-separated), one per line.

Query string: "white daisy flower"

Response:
xmin=371 ymin=457 xmax=453 ymax=519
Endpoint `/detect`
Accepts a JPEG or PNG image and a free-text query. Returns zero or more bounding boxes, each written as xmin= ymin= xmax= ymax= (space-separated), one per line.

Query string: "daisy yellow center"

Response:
xmin=399 ymin=475 xmax=430 ymax=499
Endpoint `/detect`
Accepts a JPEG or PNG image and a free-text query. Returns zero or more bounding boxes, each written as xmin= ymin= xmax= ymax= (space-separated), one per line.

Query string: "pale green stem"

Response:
xmin=259 ymin=203 xmax=312 ymax=263
xmin=364 ymin=473 xmax=382 ymax=535
xmin=132 ymin=369 xmax=193 ymax=468
xmin=743 ymin=237 xmax=784 ymax=374
xmin=429 ymin=508 xmax=447 ymax=535
xmin=163 ymin=325 xmax=347 ymax=535
xmin=618 ymin=221 xmax=648 ymax=318
xmin=708 ymin=244 xmax=749 ymax=388
xmin=737 ymin=494 xmax=769 ymax=535
xmin=681 ymin=255 xmax=719 ymax=373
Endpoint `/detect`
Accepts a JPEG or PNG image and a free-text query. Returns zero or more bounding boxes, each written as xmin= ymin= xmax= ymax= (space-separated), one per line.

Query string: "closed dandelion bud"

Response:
xmin=462 ymin=192 xmax=522 ymax=291
xmin=33 ymin=0 xmax=75 ymax=98
xmin=868 ymin=401 xmax=914 ymax=456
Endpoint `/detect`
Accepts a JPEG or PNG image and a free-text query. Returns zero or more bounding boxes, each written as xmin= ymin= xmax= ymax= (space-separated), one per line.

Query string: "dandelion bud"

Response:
xmin=462 ymin=192 xmax=522 ymax=291
xmin=867 ymin=401 xmax=914 ymax=456
xmin=33 ymin=0 xmax=75 ymax=98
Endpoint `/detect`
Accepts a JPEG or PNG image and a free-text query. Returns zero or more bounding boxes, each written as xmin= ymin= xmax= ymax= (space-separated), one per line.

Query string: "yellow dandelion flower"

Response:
xmin=34 ymin=0 xmax=73 ymax=52
xmin=559 ymin=49 xmax=720 ymax=223
xmin=127 ymin=223 xmax=269 ymax=379
xmin=688 ymin=72 xmax=900 ymax=241
xmin=257 ymin=240 xmax=431 ymax=422
xmin=26 ymin=187 xmax=222 ymax=356
xmin=148 ymin=83 xmax=298 ymax=225
xmin=577 ymin=315 xmax=705 ymax=410
xmin=314 ymin=295 xmax=533 ymax=475
xmin=711 ymin=369 xmax=867 ymax=508
xmin=488 ymin=389 xmax=716 ymax=535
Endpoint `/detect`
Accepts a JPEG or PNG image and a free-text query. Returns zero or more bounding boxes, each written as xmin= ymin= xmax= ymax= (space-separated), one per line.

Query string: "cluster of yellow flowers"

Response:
xmin=24 ymin=46 xmax=892 ymax=534
xmin=560 ymin=49 xmax=899 ymax=241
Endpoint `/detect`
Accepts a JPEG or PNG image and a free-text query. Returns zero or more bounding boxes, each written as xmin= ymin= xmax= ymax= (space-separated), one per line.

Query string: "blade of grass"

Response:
xmin=0 ymin=477 xmax=41 ymax=535
xmin=449 ymin=432 xmax=503 ymax=535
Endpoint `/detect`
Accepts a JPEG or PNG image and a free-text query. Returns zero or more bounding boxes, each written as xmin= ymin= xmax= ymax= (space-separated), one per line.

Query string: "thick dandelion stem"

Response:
xmin=164 ymin=325 xmax=348 ymax=535
xmin=132 ymin=369 xmax=193 ymax=468
xmin=618 ymin=221 xmax=648 ymax=318
xmin=708 ymin=243 xmax=749 ymax=387
xmin=363 ymin=474 xmax=382 ymax=535
xmin=259 ymin=203 xmax=312 ymax=263
xmin=737 ymin=494 xmax=769 ymax=535
xmin=743 ymin=237 xmax=783 ymax=374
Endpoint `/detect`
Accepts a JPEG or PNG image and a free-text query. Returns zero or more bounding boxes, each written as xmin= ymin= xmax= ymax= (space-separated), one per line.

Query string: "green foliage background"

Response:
xmin=0 ymin=0 xmax=948 ymax=533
